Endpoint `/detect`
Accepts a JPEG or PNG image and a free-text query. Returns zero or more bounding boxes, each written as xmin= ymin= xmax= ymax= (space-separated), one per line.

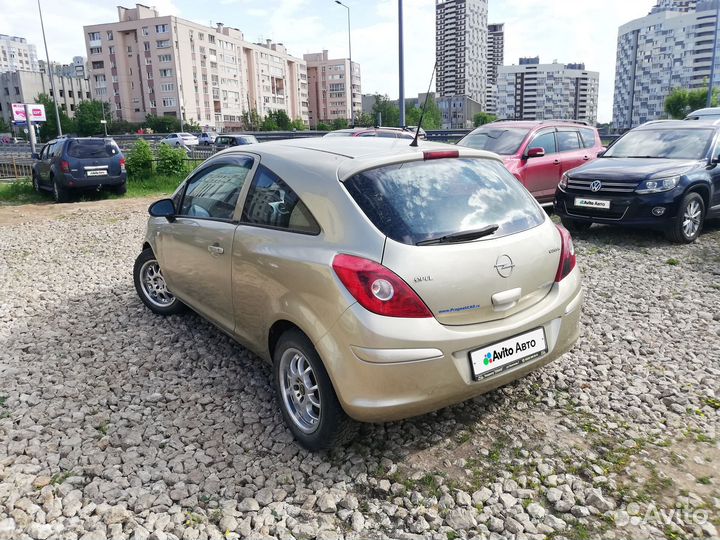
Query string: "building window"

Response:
xmin=91 ymin=61 xmax=104 ymax=69
xmin=88 ymin=32 xmax=101 ymax=41
xmin=108 ymin=46 xmax=115 ymax=54
xmin=158 ymin=54 xmax=172 ymax=62
xmin=90 ymin=47 xmax=102 ymax=55
xmin=106 ymin=31 xmax=113 ymax=40
xmin=156 ymin=40 xmax=171 ymax=49
xmin=160 ymin=83 xmax=175 ymax=92
xmin=127 ymin=46 xmax=132 ymax=53
xmin=156 ymin=24 xmax=169 ymax=33
xmin=159 ymin=69 xmax=173 ymax=78
xmin=162 ymin=97 xmax=177 ymax=107
xmin=144 ymin=42 xmax=151 ymax=52
xmin=208 ymin=35 xmax=215 ymax=44
xmin=142 ymin=27 xmax=149 ymax=36
xmin=145 ymin=58 xmax=152 ymax=65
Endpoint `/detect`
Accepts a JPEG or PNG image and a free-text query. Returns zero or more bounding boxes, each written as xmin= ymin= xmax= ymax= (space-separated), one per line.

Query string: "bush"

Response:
xmin=316 ymin=122 xmax=331 ymax=131
xmin=125 ymin=139 xmax=154 ymax=178
xmin=155 ymin=143 xmax=187 ymax=177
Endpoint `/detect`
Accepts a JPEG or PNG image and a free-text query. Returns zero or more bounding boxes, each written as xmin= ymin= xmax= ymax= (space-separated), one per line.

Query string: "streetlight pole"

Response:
xmin=707 ymin=1 xmax=720 ymax=107
xmin=38 ymin=0 xmax=62 ymax=137
xmin=398 ymin=0 xmax=405 ymax=128
xmin=334 ymin=1 xmax=355 ymax=127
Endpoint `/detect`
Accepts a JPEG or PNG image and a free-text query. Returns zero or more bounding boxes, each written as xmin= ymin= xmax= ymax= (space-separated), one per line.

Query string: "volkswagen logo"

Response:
xmin=494 ymin=255 xmax=515 ymax=278
xmin=590 ymin=180 xmax=602 ymax=192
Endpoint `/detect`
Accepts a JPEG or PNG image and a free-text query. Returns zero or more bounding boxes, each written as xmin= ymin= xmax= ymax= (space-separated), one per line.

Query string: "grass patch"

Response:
xmin=50 ymin=470 xmax=74 ymax=485
xmin=697 ymin=476 xmax=712 ymax=485
xmin=703 ymin=397 xmax=720 ymax=410
xmin=666 ymin=258 xmax=680 ymax=266
xmin=0 ymin=175 xmax=184 ymax=206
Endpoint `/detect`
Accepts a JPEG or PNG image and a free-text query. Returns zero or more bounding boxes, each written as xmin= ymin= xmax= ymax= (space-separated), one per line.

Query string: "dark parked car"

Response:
xmin=214 ymin=134 xmax=258 ymax=151
xmin=554 ymin=120 xmax=720 ymax=243
xmin=458 ymin=120 xmax=604 ymax=205
xmin=32 ymin=137 xmax=126 ymax=202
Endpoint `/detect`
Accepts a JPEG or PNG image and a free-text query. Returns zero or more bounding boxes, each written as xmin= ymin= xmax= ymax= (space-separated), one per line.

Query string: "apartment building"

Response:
xmin=0 ymin=35 xmax=39 ymax=73
xmin=304 ymin=50 xmax=361 ymax=127
xmin=612 ymin=0 xmax=720 ymax=130
xmin=496 ymin=58 xmax=599 ymax=124
xmin=435 ymin=0 xmax=488 ymax=109
xmin=83 ymin=3 xmax=309 ymax=131
xmin=0 ymin=70 xmax=91 ymax=125
xmin=486 ymin=23 xmax=504 ymax=114
xmin=40 ymin=57 xmax=87 ymax=79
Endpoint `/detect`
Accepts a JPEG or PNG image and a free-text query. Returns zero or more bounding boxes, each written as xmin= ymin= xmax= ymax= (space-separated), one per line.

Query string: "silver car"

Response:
xmin=133 ymin=138 xmax=583 ymax=449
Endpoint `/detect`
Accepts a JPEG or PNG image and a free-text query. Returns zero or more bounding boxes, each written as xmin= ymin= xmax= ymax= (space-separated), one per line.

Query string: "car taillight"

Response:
xmin=120 ymin=157 xmax=126 ymax=172
xmin=423 ymin=150 xmax=459 ymax=160
xmin=332 ymin=254 xmax=433 ymax=318
xmin=60 ymin=160 xmax=70 ymax=173
xmin=554 ymin=225 xmax=576 ymax=282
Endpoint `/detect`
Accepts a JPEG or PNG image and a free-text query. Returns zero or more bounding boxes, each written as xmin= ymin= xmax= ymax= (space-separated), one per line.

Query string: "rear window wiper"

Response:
xmin=416 ymin=224 xmax=500 ymax=246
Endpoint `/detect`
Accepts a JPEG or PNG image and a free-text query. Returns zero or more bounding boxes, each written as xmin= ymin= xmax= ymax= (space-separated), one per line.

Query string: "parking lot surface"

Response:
xmin=1 ymin=198 xmax=718 ymax=540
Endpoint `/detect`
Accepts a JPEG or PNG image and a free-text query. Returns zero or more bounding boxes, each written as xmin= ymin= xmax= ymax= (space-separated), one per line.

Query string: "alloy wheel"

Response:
xmin=682 ymin=200 xmax=702 ymax=239
xmin=139 ymin=259 xmax=175 ymax=307
xmin=279 ymin=348 xmax=321 ymax=434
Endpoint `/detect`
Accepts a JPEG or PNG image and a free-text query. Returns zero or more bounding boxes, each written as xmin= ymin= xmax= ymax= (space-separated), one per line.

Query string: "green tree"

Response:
xmin=316 ymin=122 xmax=331 ymax=131
xmin=74 ymin=100 xmax=110 ymax=136
xmin=241 ymin=109 xmax=261 ymax=131
xmin=144 ymin=114 xmax=181 ymax=133
xmin=405 ymin=95 xmax=442 ymax=129
xmin=125 ymin=139 xmax=154 ymax=178
xmin=355 ymin=112 xmax=375 ymax=127
xmin=291 ymin=118 xmax=307 ymax=130
xmin=271 ymin=110 xmax=292 ymax=130
xmin=0 ymin=117 xmax=10 ymax=132
xmin=107 ymin=120 xmax=141 ymax=135
xmin=330 ymin=118 xmax=348 ymax=130
xmin=371 ymin=94 xmax=400 ymax=127
xmin=665 ymin=87 xmax=718 ymax=119
xmin=473 ymin=111 xmax=497 ymax=127
xmin=260 ymin=115 xmax=278 ymax=131
xmin=35 ymin=94 xmax=75 ymax=140
xmin=184 ymin=118 xmax=202 ymax=132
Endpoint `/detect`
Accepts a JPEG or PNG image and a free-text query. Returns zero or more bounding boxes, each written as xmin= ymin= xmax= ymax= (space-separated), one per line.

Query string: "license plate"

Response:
xmin=469 ymin=327 xmax=547 ymax=380
xmin=575 ymin=197 xmax=610 ymax=209
xmin=86 ymin=170 xmax=107 ymax=177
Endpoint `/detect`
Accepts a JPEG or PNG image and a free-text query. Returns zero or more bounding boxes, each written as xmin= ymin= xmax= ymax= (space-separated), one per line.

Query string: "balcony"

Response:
xmin=89 ymin=39 xmax=102 ymax=48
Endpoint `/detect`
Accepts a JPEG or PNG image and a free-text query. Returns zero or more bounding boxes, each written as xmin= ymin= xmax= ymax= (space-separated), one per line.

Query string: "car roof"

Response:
xmin=687 ymin=107 xmax=720 ymax=115
xmin=478 ymin=120 xmax=593 ymax=129
xmin=215 ymin=137 xmax=499 ymax=182
xmin=637 ymin=119 xmax=720 ymax=129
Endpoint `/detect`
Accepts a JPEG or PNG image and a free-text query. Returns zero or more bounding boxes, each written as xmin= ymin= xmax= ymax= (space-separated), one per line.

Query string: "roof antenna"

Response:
xmin=410 ymin=60 xmax=437 ymax=147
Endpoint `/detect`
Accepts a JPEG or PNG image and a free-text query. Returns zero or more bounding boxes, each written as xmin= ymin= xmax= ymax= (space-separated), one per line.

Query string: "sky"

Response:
xmin=0 ymin=0 xmax=657 ymax=122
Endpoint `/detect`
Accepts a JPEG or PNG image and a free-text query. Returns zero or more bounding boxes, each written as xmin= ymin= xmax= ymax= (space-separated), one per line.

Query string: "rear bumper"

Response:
xmin=316 ymin=267 xmax=583 ymax=422
xmin=59 ymin=172 xmax=126 ymax=189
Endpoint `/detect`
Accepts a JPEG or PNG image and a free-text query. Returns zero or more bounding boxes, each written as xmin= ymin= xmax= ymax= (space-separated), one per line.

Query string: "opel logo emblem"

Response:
xmin=494 ymin=255 xmax=514 ymax=278
xmin=590 ymin=180 xmax=602 ymax=192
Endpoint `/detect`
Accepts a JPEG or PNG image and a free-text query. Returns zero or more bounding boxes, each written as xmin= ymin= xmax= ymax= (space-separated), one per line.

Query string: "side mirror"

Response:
xmin=597 ymin=150 xmax=605 ymax=158
xmin=31 ymin=152 xmax=40 ymax=160
xmin=149 ymin=198 xmax=176 ymax=222
xmin=526 ymin=147 xmax=545 ymax=159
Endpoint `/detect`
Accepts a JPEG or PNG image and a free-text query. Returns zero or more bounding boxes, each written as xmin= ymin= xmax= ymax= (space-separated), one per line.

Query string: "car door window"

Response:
xmin=40 ymin=145 xmax=49 ymax=160
xmin=578 ymin=128 xmax=597 ymax=149
xmin=241 ymin=165 xmax=320 ymax=234
xmin=179 ymin=158 xmax=254 ymax=220
xmin=556 ymin=131 xmax=581 ymax=152
xmin=529 ymin=132 xmax=557 ymax=155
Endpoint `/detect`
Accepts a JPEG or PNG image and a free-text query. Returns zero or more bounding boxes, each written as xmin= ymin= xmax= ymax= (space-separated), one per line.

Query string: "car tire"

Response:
xmin=273 ymin=329 xmax=357 ymax=450
xmin=665 ymin=192 xmax=704 ymax=244
xmin=114 ymin=181 xmax=127 ymax=195
xmin=560 ymin=217 xmax=592 ymax=232
xmin=133 ymin=248 xmax=186 ymax=315
xmin=52 ymin=177 xmax=69 ymax=203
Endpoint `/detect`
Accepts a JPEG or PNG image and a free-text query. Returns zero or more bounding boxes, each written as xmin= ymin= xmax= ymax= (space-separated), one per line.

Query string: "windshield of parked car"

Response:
xmin=238 ymin=136 xmax=258 ymax=144
xmin=457 ymin=128 xmax=530 ymax=155
xmin=344 ymin=158 xmax=545 ymax=245
xmin=66 ymin=139 xmax=121 ymax=158
xmin=179 ymin=133 xmax=194 ymax=138
xmin=605 ymin=128 xmax=714 ymax=159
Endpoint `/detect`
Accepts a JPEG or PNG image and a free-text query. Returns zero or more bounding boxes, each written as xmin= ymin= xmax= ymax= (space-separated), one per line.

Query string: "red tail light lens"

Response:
xmin=423 ymin=150 xmax=459 ymax=160
xmin=332 ymin=254 xmax=433 ymax=318
xmin=60 ymin=160 xmax=70 ymax=173
xmin=120 ymin=157 xmax=126 ymax=172
xmin=554 ymin=225 xmax=576 ymax=282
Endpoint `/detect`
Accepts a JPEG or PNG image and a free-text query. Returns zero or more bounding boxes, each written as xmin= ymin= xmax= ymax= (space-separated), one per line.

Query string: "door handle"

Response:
xmin=583 ymin=156 xmax=590 ymax=160
xmin=553 ymin=159 xmax=560 ymax=165
xmin=208 ymin=244 xmax=224 ymax=255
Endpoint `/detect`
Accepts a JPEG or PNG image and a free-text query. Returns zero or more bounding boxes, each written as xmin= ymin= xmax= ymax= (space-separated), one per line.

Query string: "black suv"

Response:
xmin=554 ymin=120 xmax=720 ymax=243
xmin=32 ymin=137 xmax=126 ymax=202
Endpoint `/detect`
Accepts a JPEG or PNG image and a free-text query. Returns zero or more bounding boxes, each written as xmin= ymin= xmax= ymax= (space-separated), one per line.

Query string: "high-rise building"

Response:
xmin=304 ymin=50 xmax=361 ymax=127
xmin=612 ymin=0 xmax=720 ymax=130
xmin=0 ymin=71 xmax=91 ymax=125
xmin=486 ymin=23 xmax=504 ymax=114
xmin=435 ymin=0 xmax=488 ymax=109
xmin=40 ymin=57 xmax=88 ymax=79
xmin=83 ymin=4 xmax=309 ymax=131
xmin=496 ymin=58 xmax=599 ymax=123
xmin=0 ymin=35 xmax=40 ymax=73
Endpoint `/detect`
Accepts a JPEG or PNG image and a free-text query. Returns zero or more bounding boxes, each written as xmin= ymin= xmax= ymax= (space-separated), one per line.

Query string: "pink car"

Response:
xmin=458 ymin=120 xmax=605 ymax=205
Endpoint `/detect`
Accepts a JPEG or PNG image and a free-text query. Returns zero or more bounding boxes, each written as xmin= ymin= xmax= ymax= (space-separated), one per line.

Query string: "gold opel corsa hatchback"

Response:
xmin=133 ymin=138 xmax=583 ymax=449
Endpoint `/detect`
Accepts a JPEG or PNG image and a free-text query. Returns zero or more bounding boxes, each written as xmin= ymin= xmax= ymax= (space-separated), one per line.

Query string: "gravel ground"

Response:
xmin=0 ymin=199 xmax=719 ymax=540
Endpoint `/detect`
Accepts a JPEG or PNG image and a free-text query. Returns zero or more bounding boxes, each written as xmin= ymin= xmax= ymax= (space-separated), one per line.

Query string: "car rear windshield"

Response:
xmin=344 ymin=158 xmax=545 ymax=245
xmin=324 ymin=132 xmax=353 ymax=137
xmin=457 ymin=128 xmax=529 ymax=155
xmin=605 ymin=128 xmax=714 ymax=159
xmin=66 ymin=139 xmax=121 ymax=158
